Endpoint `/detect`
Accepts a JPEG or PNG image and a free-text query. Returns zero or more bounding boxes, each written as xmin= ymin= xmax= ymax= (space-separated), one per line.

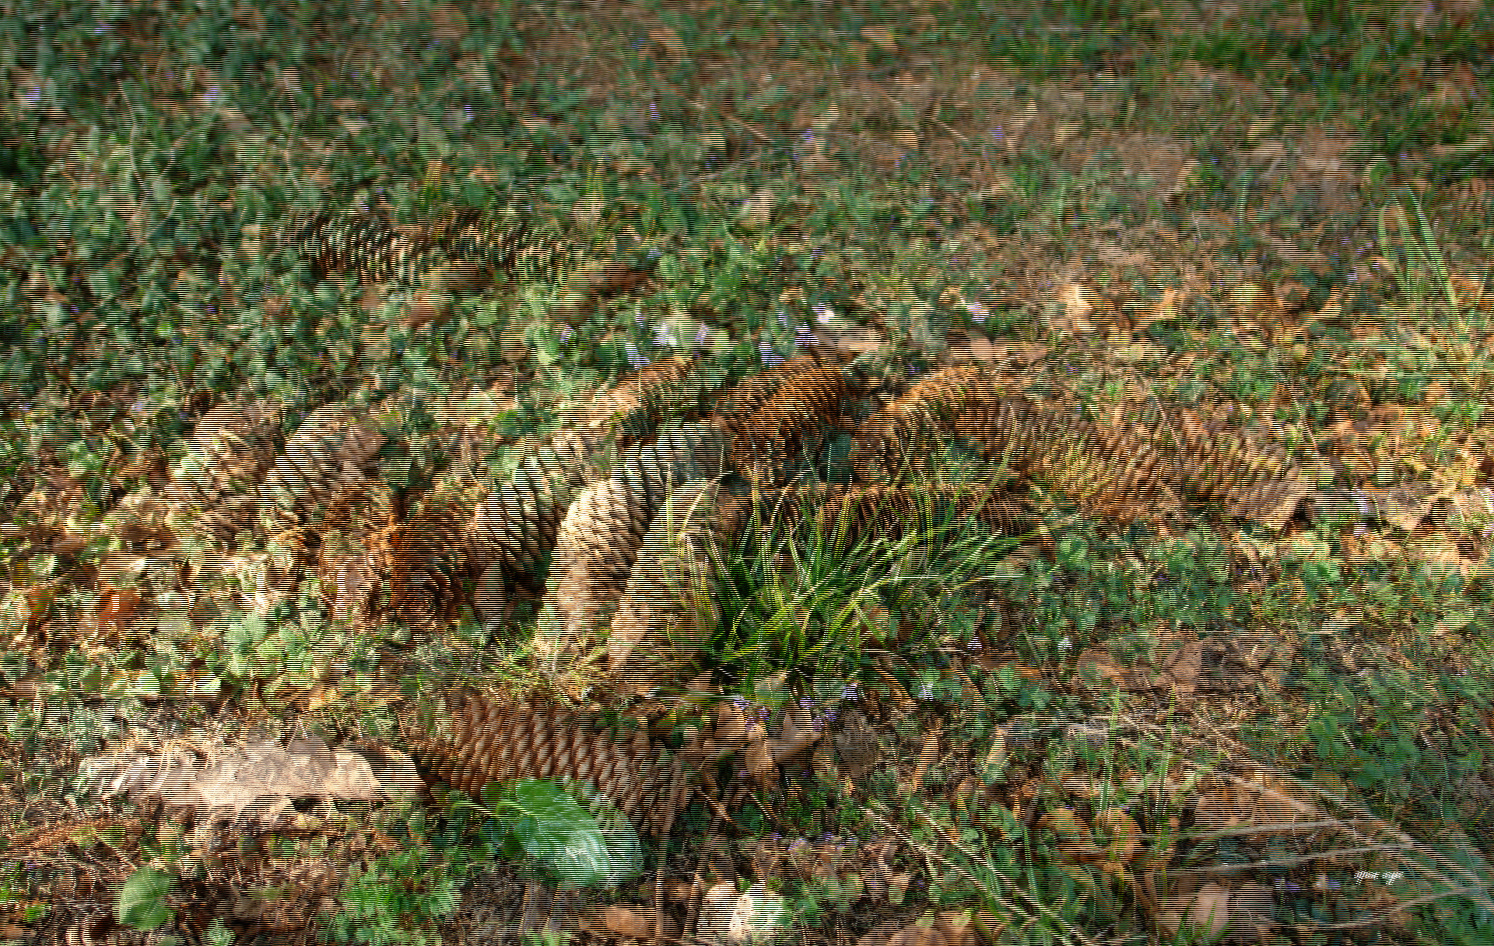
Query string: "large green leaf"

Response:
xmin=494 ymin=779 xmax=643 ymax=888
xmin=116 ymin=867 xmax=175 ymax=931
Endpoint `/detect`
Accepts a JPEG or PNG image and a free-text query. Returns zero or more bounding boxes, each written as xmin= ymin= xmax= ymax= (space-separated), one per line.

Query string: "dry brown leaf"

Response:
xmin=80 ymin=737 xmax=384 ymax=832
xmin=933 ymin=912 xmax=977 ymax=946
xmin=601 ymin=905 xmax=664 ymax=939
xmin=649 ymin=26 xmax=686 ymax=58
xmin=860 ymin=26 xmax=899 ymax=51
xmin=745 ymin=723 xmax=777 ymax=779
xmin=96 ymin=587 xmax=142 ymax=632
xmin=1092 ymin=807 xmax=1142 ymax=866
xmin=1043 ymin=282 xmax=1097 ymax=335
xmin=739 ymin=188 xmax=777 ymax=229
xmin=403 ymin=291 xmax=451 ymax=329
xmin=887 ymin=924 xmax=945 ymax=946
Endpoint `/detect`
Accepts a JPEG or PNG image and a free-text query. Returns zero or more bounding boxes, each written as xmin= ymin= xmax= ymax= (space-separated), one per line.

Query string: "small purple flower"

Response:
xmin=796 ymin=325 xmax=815 ymax=348
xmin=776 ymin=309 xmax=790 ymax=330
xmin=991 ymin=126 xmax=1004 ymax=141
xmin=731 ymin=695 xmax=748 ymax=709
xmin=625 ymin=341 xmax=647 ymax=368
xmin=801 ymin=130 xmax=814 ymax=143
xmin=966 ymin=300 xmax=988 ymax=324
xmin=69 ymin=305 xmax=77 ymax=313
xmin=24 ymin=87 xmax=40 ymax=105
xmin=759 ymin=340 xmax=783 ymax=367
xmin=694 ymin=325 xmax=710 ymax=349
xmin=799 ymin=697 xmax=814 ymax=709
xmin=205 ymin=86 xmax=220 ymax=103
xmin=94 ymin=23 xmax=110 ymax=34
xmin=634 ymin=311 xmax=647 ymax=329
xmin=649 ymin=102 xmax=659 ymax=120
xmin=841 ymin=683 xmax=858 ymax=701
xmin=464 ymin=104 xmax=473 ymax=118
xmin=813 ymin=304 xmax=831 ymax=325
xmin=206 ymin=304 xmax=215 ymax=313
xmin=559 ymin=326 xmax=574 ymax=343
xmin=823 ymin=710 xmax=837 ymax=723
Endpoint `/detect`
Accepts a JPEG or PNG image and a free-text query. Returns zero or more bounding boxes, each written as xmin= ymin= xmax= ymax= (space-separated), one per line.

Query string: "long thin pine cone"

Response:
xmin=285 ymin=210 xmax=444 ymax=285
xmin=466 ymin=362 xmax=695 ymax=572
xmin=751 ymin=484 xmax=1051 ymax=552
xmin=851 ymin=366 xmax=1007 ymax=480
xmin=534 ymin=422 xmax=733 ymax=667
xmin=726 ymin=365 xmax=856 ymax=484
xmin=607 ymin=479 xmax=746 ymax=699
xmin=403 ymin=690 xmax=694 ymax=837
xmin=164 ymin=399 xmax=283 ymax=544
xmin=1151 ymin=404 xmax=1310 ymax=517
xmin=708 ymin=351 xmax=846 ymax=443
xmin=257 ymin=405 xmax=389 ymax=548
xmin=428 ymin=207 xmax=546 ymax=277
xmin=1033 ymin=418 xmax=1183 ymax=524
xmin=949 ymin=398 xmax=1181 ymax=523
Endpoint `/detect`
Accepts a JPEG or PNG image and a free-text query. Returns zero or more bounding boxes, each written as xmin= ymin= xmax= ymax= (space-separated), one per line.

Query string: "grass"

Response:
xmin=1 ymin=0 xmax=1493 ymax=944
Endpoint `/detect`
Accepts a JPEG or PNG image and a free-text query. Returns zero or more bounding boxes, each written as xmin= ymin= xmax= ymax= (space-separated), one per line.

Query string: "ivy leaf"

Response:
xmin=116 ymin=867 xmax=175 ymax=931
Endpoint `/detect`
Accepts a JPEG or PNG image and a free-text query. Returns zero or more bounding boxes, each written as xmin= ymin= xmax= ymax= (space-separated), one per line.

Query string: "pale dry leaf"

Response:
xmin=860 ymin=26 xmax=898 ymax=51
xmin=81 ymin=738 xmax=384 ymax=831
xmin=739 ymin=188 xmax=777 ymax=229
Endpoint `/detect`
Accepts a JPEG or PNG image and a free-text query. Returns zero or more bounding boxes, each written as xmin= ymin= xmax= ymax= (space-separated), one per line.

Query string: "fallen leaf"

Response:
xmin=649 ymin=26 xmax=686 ymax=57
xmin=739 ymin=188 xmax=777 ymax=229
xmin=97 ymin=587 xmax=143 ymax=632
xmin=80 ymin=737 xmax=385 ymax=832
xmin=860 ymin=26 xmax=898 ymax=51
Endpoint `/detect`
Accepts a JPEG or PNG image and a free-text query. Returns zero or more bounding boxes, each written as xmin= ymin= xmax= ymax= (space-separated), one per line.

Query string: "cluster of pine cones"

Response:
xmin=163 ymin=350 xmax=1310 ymax=698
xmin=154 ymin=209 xmax=1316 ymax=836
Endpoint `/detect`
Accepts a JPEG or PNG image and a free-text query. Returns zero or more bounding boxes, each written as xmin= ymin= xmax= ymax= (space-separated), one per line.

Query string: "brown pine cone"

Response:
xmin=403 ymin=690 xmax=695 ymax=837
xmin=164 ymin=398 xmax=283 ymax=544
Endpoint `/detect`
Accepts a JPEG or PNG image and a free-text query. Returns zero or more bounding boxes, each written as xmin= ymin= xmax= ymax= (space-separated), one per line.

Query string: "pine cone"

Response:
xmin=466 ymin=363 xmax=696 ymax=572
xmin=380 ymin=499 xmax=475 ymax=629
xmin=851 ymin=366 xmax=1006 ymax=479
xmin=257 ymin=405 xmax=389 ymax=548
xmin=607 ymin=479 xmax=746 ymax=699
xmin=949 ymin=398 xmax=1181 ymax=523
xmin=753 ymin=484 xmax=1050 ymax=551
xmin=165 ymin=398 xmax=282 ymax=543
xmin=286 ymin=210 xmax=444 ymax=284
xmin=726 ymin=366 xmax=855 ymax=484
xmin=1152 ymin=405 xmax=1306 ymax=512
xmin=535 ymin=476 xmax=669 ymax=667
xmin=403 ymin=690 xmax=695 ymax=836
xmin=535 ymin=421 xmax=730 ymax=671
xmin=709 ymin=351 xmax=844 ymax=443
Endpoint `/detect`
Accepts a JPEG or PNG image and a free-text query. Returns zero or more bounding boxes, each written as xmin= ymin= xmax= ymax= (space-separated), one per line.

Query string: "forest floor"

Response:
xmin=1 ymin=2 xmax=1493 ymax=945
